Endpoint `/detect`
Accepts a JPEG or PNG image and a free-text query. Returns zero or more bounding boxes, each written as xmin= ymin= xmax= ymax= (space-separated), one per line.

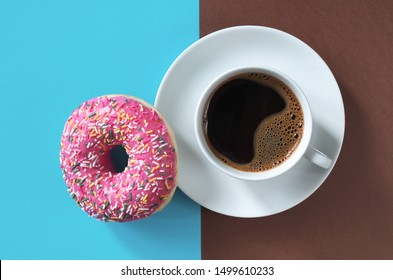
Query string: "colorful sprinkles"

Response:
xmin=60 ymin=96 xmax=177 ymax=222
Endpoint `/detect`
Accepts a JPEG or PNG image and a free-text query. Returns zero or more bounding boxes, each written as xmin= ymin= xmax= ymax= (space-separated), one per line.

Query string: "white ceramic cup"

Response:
xmin=194 ymin=67 xmax=332 ymax=181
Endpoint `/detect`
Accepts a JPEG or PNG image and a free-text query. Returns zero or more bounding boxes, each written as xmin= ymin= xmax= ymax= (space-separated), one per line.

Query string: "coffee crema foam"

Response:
xmin=202 ymin=72 xmax=304 ymax=172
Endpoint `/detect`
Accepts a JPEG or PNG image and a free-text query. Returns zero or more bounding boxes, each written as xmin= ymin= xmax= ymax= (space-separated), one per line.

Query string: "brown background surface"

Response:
xmin=200 ymin=0 xmax=393 ymax=259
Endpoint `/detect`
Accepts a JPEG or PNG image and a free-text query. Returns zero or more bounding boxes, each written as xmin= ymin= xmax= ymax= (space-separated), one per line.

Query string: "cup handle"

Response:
xmin=303 ymin=147 xmax=332 ymax=169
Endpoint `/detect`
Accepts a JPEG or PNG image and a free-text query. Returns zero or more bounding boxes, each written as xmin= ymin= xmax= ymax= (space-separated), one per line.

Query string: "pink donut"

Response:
xmin=60 ymin=95 xmax=178 ymax=222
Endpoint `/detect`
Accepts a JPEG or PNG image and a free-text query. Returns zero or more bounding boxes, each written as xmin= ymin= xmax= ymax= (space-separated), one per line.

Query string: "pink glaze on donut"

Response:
xmin=60 ymin=96 xmax=177 ymax=221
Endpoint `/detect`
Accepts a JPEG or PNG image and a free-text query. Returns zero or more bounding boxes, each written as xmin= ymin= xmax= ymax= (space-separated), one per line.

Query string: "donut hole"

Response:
xmin=109 ymin=145 xmax=129 ymax=173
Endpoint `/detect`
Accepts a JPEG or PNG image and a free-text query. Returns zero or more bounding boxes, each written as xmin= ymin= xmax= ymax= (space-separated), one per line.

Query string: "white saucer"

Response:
xmin=155 ymin=26 xmax=345 ymax=217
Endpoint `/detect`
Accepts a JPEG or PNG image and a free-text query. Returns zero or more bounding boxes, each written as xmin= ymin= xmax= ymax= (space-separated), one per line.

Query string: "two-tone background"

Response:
xmin=1 ymin=0 xmax=392 ymax=259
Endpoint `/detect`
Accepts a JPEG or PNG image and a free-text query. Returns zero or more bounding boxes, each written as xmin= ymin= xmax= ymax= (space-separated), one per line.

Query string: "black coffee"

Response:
xmin=202 ymin=72 xmax=304 ymax=172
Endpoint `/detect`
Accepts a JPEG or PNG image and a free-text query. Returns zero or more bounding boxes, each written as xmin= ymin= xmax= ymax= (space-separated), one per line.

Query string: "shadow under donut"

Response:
xmin=106 ymin=189 xmax=201 ymax=259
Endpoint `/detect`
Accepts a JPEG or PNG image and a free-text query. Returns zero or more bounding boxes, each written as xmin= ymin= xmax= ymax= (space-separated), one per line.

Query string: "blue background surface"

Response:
xmin=0 ymin=0 xmax=200 ymax=259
